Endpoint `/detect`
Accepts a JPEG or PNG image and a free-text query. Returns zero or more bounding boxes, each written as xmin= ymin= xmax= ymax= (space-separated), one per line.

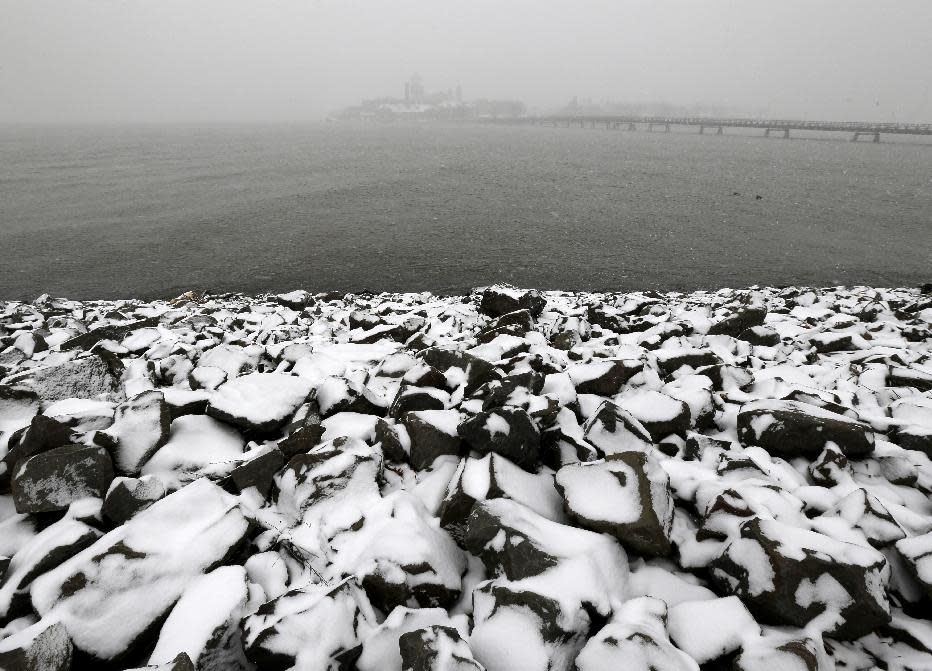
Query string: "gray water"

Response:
xmin=1 ymin=122 xmax=930 ymax=300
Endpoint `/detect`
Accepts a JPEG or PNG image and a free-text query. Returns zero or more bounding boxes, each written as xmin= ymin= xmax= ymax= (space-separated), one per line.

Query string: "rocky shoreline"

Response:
xmin=1 ymin=284 xmax=931 ymax=671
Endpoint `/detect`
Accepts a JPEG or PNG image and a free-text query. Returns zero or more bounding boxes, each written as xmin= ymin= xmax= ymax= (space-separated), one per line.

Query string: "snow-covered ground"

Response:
xmin=0 ymin=284 xmax=931 ymax=671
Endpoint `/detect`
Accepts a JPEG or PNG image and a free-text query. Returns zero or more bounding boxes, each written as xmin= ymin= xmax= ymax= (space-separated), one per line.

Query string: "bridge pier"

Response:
xmin=852 ymin=132 xmax=881 ymax=143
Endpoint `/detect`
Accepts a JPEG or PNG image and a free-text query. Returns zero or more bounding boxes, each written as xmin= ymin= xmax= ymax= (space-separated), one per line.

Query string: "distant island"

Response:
xmin=336 ymin=74 xmax=525 ymax=121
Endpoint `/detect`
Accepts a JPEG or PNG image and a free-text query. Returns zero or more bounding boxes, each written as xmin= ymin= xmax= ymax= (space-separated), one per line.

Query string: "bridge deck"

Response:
xmin=495 ymin=116 xmax=932 ymax=135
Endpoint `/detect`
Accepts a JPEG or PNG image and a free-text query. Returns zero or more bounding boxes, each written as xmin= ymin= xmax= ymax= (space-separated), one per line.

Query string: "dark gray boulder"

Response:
xmin=242 ymin=578 xmax=376 ymax=671
xmin=93 ymin=390 xmax=171 ymax=476
xmin=710 ymin=517 xmax=890 ymax=639
xmin=399 ymin=625 xmax=483 ymax=671
xmin=458 ymin=407 xmax=540 ymax=472
xmin=478 ymin=286 xmax=546 ymax=318
xmin=737 ymin=400 xmax=874 ymax=458
xmin=0 ymin=414 xmax=76 ymax=493
xmin=555 ymin=452 xmax=674 ymax=557
xmin=401 ymin=410 xmax=463 ymax=470
xmin=102 ymin=475 xmax=167 ymax=525
xmin=12 ymin=444 xmax=115 ymax=514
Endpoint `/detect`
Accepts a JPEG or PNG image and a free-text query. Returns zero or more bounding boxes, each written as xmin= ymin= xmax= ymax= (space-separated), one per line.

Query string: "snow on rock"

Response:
xmin=358 ymin=606 xmax=469 ymax=671
xmin=328 ymin=491 xmax=467 ymax=612
xmin=102 ymin=474 xmax=167 ymax=524
xmin=93 ymin=390 xmax=171 ymax=475
xmin=0 ymin=617 xmax=73 ymax=671
xmin=29 ymin=479 xmax=249 ymax=661
xmin=0 ymin=518 xmax=101 ymax=619
xmin=148 ymin=565 xmax=250 ymax=671
xmin=402 ymin=410 xmax=464 ymax=470
xmin=895 ymin=532 xmax=932 ymax=599
xmin=141 ymin=415 xmax=245 ymax=490
xmin=242 ymin=577 xmax=378 ymax=671
xmin=399 ymin=624 xmax=485 ymax=671
xmin=582 ymin=400 xmax=653 ymax=456
xmin=1 ymin=285 xmax=932 ymax=670
xmin=207 ymin=373 xmax=312 ymax=433
xmin=575 ymin=597 xmax=698 ymax=671
xmin=462 ymin=498 xmax=629 ymax=624
xmin=457 ymin=407 xmax=541 ymax=472
xmin=555 ymin=452 xmax=674 ymax=557
xmin=666 ymin=596 xmax=761 ymax=665
xmin=478 ymin=285 xmax=546 ymax=318
xmin=439 ymin=452 xmax=565 ymax=540
xmin=711 ymin=517 xmax=890 ymax=639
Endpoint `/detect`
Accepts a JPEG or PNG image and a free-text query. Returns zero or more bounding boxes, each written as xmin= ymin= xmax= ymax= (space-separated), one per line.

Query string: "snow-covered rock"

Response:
xmin=1 ymin=285 xmax=931 ymax=670
xmin=555 ymin=452 xmax=674 ymax=556
xmin=29 ymin=479 xmax=249 ymax=660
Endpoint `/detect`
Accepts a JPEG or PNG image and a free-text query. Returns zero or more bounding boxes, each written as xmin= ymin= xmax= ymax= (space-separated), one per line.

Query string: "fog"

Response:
xmin=1 ymin=0 xmax=931 ymax=124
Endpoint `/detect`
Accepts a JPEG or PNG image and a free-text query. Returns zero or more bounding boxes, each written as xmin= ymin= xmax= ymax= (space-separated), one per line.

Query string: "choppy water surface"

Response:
xmin=1 ymin=122 xmax=930 ymax=300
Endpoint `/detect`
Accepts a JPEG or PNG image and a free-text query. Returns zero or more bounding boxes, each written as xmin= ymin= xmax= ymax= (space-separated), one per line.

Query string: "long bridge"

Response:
xmin=487 ymin=115 xmax=932 ymax=142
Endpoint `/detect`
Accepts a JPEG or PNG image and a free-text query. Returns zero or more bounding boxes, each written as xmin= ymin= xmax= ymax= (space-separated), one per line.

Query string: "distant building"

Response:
xmin=406 ymin=74 xmax=425 ymax=103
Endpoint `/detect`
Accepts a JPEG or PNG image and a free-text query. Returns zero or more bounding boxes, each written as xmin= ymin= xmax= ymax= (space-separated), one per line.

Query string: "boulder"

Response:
xmin=574 ymin=597 xmax=698 ymax=671
xmin=12 ymin=444 xmax=114 ymax=514
xmin=567 ymin=359 xmax=642 ymax=396
xmin=470 ymin=579 xmax=589 ymax=671
xmin=207 ymin=373 xmax=312 ymax=433
xmin=148 ymin=566 xmax=250 ymax=671
xmin=439 ymin=452 xmax=564 ymax=540
xmin=125 ymin=653 xmax=196 ymax=671
xmin=0 ymin=414 xmax=75 ymax=492
xmin=478 ymin=286 xmax=546 ymax=318
xmin=616 ymin=390 xmax=691 ymax=440
xmin=399 ymin=625 xmax=484 ymax=671
xmin=0 ymin=618 xmax=73 ymax=671
xmin=401 ymin=410 xmax=463 ymax=470
xmin=29 ymin=479 xmax=249 ymax=661
xmin=462 ymin=498 xmax=628 ymax=617
xmin=458 ymin=407 xmax=540 ymax=472
xmin=737 ymin=325 xmax=781 ymax=347
xmin=243 ymin=578 xmax=377 ymax=671
xmin=3 ymin=354 xmax=122 ymax=402
xmin=894 ymin=532 xmax=932 ymax=599
xmin=737 ymin=400 xmax=874 ymax=458
xmin=274 ymin=439 xmax=383 ymax=557
xmin=141 ymin=415 xmax=244 ymax=490
xmin=102 ymin=475 xmax=167 ymax=525
xmin=666 ymin=596 xmax=760 ymax=665
xmin=226 ymin=445 xmax=284 ymax=497
xmin=710 ymin=517 xmax=890 ymax=639
xmin=94 ymin=390 xmax=171 ymax=475
xmin=707 ymin=306 xmax=767 ymax=337
xmin=822 ymin=488 xmax=906 ymax=548
xmin=555 ymin=452 xmax=673 ymax=557
xmin=734 ymin=635 xmax=824 ymax=671
xmin=328 ymin=492 xmax=466 ymax=613
xmin=582 ymin=400 xmax=653 ymax=456
xmin=59 ymin=316 xmax=160 ymax=351
xmin=357 ymin=606 xmax=469 ymax=671
xmin=0 ymin=519 xmax=101 ymax=619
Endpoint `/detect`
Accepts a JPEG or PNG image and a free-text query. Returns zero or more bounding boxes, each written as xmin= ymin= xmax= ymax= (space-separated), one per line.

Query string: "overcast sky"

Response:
xmin=1 ymin=0 xmax=930 ymax=124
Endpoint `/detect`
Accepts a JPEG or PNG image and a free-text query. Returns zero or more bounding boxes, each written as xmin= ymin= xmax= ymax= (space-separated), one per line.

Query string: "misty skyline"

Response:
xmin=1 ymin=0 xmax=931 ymax=124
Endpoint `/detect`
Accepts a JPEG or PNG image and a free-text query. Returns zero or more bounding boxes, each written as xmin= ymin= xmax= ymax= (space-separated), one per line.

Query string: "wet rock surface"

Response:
xmin=0 ymin=283 xmax=930 ymax=669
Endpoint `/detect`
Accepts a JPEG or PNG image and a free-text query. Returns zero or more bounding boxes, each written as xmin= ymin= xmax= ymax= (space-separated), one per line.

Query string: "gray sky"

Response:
xmin=1 ymin=0 xmax=931 ymax=123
